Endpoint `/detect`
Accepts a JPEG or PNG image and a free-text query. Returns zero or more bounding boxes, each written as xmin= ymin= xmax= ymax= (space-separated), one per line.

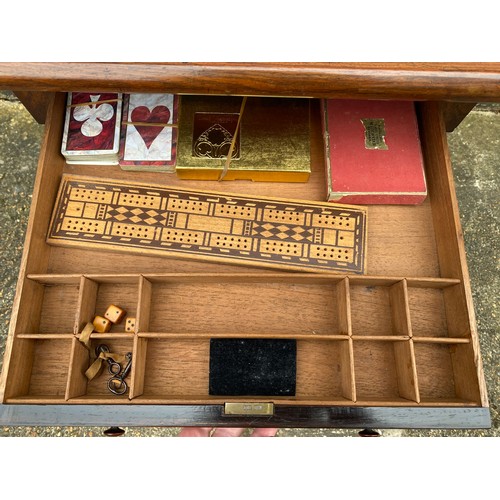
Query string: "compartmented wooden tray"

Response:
xmin=4 ymin=272 xmax=478 ymax=406
xmin=0 ymin=93 xmax=489 ymax=424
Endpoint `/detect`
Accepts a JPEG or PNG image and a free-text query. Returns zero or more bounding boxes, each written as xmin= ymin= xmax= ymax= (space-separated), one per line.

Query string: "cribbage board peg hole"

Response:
xmin=104 ymin=305 xmax=126 ymax=324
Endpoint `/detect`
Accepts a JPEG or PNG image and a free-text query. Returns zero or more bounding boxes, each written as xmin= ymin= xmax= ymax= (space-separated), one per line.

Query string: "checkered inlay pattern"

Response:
xmin=105 ymin=206 xmax=168 ymax=225
xmin=251 ymin=222 xmax=314 ymax=242
xmin=48 ymin=176 xmax=367 ymax=273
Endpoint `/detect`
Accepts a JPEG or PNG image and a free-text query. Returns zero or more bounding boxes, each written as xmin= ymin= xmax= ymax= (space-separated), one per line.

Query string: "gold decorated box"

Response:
xmin=175 ymin=96 xmax=311 ymax=182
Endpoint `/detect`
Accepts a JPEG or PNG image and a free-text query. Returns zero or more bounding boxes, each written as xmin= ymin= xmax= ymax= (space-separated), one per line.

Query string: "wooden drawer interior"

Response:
xmin=0 ymin=93 xmax=487 ymax=409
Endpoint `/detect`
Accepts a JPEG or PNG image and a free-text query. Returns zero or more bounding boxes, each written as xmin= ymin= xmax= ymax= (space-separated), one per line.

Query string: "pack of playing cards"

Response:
xmin=61 ymin=92 xmax=123 ymax=165
xmin=119 ymin=93 xmax=179 ymax=171
xmin=175 ymin=96 xmax=311 ymax=182
xmin=322 ymin=99 xmax=427 ymax=204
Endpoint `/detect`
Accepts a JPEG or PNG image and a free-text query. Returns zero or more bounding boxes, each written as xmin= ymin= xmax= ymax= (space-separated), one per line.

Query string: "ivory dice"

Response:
xmin=104 ymin=304 xmax=126 ymax=324
xmin=125 ymin=317 xmax=136 ymax=333
xmin=93 ymin=315 xmax=112 ymax=333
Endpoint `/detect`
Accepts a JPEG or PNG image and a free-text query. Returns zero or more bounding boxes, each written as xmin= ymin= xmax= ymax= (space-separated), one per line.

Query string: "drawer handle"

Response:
xmin=103 ymin=427 xmax=125 ymax=437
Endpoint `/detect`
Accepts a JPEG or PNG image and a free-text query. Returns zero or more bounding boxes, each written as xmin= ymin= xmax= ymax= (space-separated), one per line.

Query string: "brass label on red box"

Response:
xmin=48 ymin=175 xmax=368 ymax=273
xmin=361 ymin=118 xmax=388 ymax=150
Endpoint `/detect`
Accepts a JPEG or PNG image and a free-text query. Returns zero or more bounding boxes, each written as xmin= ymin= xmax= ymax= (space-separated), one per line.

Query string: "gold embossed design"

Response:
xmin=192 ymin=113 xmax=240 ymax=159
xmin=361 ymin=118 xmax=389 ymax=150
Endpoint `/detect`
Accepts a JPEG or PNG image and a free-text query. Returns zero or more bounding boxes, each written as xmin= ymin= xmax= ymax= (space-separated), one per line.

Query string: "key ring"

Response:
xmin=108 ymin=376 xmax=128 ymax=395
xmin=107 ymin=352 xmax=133 ymax=396
xmin=95 ymin=344 xmax=122 ymax=375
xmin=107 ymin=360 xmax=122 ymax=375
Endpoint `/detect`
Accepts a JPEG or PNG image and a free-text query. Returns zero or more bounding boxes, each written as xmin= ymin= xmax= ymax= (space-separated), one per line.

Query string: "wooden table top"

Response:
xmin=0 ymin=62 xmax=499 ymax=101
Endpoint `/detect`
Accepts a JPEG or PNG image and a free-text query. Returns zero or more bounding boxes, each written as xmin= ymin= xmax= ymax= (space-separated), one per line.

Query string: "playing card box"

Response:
xmin=322 ymin=99 xmax=427 ymax=204
xmin=175 ymin=95 xmax=311 ymax=182
xmin=61 ymin=92 xmax=122 ymax=165
xmin=119 ymin=93 xmax=179 ymax=171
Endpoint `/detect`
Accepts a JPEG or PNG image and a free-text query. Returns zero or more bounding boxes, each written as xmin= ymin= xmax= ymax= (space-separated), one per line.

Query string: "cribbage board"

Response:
xmin=47 ymin=175 xmax=368 ymax=273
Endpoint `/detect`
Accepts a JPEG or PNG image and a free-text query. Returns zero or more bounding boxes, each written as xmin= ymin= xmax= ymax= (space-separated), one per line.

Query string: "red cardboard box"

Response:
xmin=322 ymin=99 xmax=427 ymax=204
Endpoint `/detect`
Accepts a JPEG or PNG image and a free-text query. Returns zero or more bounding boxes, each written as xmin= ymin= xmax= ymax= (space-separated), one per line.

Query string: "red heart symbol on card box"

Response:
xmin=130 ymin=106 xmax=171 ymax=148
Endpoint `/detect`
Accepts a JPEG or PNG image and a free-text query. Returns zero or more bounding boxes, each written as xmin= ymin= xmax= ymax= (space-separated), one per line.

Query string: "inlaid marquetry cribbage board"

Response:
xmin=47 ymin=175 xmax=368 ymax=273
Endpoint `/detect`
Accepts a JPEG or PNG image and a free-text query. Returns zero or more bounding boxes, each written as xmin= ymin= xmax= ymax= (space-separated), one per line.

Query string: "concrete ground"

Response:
xmin=0 ymin=92 xmax=498 ymax=437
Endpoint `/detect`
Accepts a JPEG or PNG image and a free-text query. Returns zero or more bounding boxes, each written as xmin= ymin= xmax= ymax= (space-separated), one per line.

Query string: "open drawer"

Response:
xmin=0 ymin=93 xmax=490 ymax=428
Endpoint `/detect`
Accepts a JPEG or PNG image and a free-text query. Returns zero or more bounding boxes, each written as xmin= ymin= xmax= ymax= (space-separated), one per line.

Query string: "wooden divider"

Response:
xmin=65 ymin=337 xmax=88 ymax=400
xmin=76 ymin=276 xmax=98 ymax=334
xmin=2 ymin=272 xmax=483 ymax=406
xmin=336 ymin=278 xmax=351 ymax=336
xmin=129 ymin=336 xmax=147 ymax=399
xmin=137 ymin=276 xmax=152 ymax=333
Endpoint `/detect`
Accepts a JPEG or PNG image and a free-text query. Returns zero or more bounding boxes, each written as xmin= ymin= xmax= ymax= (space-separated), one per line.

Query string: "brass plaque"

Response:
xmin=224 ymin=402 xmax=274 ymax=416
